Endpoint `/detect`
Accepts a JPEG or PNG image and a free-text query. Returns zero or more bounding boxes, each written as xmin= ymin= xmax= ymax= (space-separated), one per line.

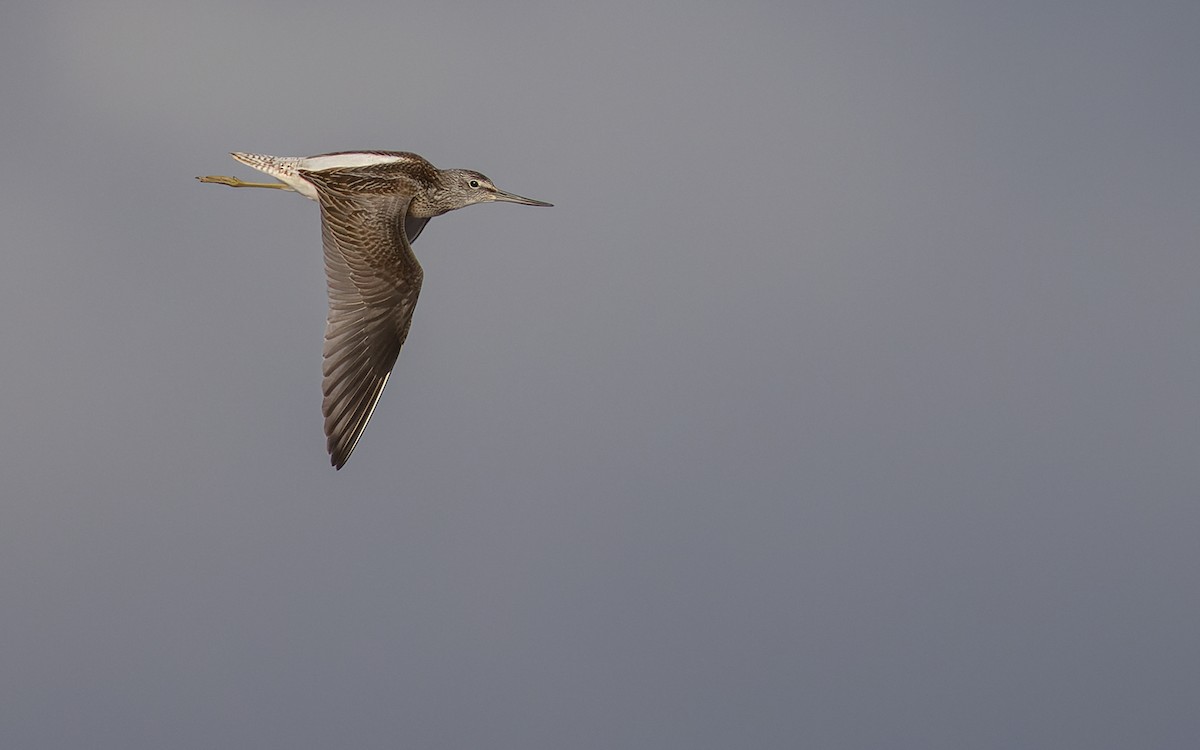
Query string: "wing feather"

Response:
xmin=299 ymin=165 xmax=425 ymax=468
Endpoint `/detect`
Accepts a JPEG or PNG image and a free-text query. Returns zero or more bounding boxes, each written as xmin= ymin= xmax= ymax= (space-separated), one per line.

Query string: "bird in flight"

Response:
xmin=198 ymin=151 xmax=552 ymax=469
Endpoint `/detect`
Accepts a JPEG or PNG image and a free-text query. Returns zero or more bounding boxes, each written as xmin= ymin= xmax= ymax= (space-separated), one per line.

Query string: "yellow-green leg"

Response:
xmin=196 ymin=175 xmax=295 ymax=191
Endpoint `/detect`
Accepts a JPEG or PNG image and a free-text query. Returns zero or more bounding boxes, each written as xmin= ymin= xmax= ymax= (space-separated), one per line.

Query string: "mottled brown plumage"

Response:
xmin=199 ymin=150 xmax=552 ymax=468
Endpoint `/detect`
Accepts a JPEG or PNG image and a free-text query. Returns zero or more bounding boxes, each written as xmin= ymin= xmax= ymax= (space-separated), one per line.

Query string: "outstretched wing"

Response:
xmin=299 ymin=166 xmax=425 ymax=469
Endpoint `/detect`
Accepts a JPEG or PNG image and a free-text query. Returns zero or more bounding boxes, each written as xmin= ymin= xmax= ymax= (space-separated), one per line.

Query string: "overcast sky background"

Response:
xmin=1 ymin=1 xmax=1198 ymax=748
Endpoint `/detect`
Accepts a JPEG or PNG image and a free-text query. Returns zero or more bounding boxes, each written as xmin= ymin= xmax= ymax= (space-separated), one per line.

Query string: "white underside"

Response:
xmin=231 ymin=152 xmax=407 ymax=201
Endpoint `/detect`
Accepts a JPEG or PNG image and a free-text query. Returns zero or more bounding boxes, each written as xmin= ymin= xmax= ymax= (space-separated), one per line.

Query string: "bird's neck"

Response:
xmin=408 ymin=193 xmax=443 ymax=218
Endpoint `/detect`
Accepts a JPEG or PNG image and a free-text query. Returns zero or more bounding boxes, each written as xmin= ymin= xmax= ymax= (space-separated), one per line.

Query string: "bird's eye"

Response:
xmin=468 ymin=179 xmax=480 ymax=188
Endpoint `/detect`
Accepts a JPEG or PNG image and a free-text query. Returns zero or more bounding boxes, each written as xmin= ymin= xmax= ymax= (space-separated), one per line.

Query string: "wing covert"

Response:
xmin=300 ymin=166 xmax=425 ymax=468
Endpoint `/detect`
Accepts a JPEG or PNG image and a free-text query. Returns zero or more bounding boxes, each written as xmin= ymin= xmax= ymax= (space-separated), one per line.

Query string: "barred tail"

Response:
xmin=230 ymin=152 xmax=302 ymax=181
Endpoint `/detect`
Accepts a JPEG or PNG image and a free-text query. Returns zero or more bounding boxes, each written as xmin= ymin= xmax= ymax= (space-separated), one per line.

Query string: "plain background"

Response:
xmin=2 ymin=1 xmax=1198 ymax=748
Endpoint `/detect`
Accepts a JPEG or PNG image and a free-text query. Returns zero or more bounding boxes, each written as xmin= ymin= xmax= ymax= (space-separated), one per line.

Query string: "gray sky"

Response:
xmin=2 ymin=1 xmax=1198 ymax=748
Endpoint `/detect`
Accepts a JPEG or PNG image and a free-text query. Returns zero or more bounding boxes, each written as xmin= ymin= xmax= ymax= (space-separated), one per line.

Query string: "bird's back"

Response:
xmin=231 ymin=151 xmax=442 ymax=201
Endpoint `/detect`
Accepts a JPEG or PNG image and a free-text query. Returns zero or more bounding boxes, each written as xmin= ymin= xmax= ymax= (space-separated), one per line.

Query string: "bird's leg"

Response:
xmin=196 ymin=175 xmax=296 ymax=191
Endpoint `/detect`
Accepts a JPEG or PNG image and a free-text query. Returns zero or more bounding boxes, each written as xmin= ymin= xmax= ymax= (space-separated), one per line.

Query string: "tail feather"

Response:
xmin=229 ymin=152 xmax=319 ymax=200
xmin=231 ymin=152 xmax=301 ymax=180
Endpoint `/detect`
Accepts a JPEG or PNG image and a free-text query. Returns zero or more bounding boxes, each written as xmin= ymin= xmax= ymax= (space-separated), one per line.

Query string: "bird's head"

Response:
xmin=444 ymin=169 xmax=553 ymax=209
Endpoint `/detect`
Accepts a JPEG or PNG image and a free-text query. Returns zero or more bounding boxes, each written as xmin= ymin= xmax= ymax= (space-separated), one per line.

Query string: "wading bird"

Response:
xmin=199 ymin=151 xmax=552 ymax=469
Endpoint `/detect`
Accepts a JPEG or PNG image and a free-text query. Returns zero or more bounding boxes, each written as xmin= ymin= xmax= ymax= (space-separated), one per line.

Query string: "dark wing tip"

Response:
xmin=327 ymin=417 xmax=366 ymax=470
